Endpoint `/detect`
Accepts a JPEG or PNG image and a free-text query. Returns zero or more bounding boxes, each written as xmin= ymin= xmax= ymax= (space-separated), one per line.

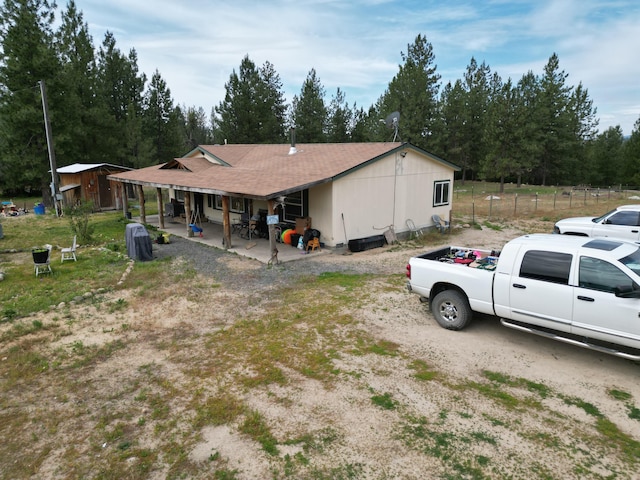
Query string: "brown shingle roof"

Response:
xmin=109 ymin=142 xmax=408 ymax=198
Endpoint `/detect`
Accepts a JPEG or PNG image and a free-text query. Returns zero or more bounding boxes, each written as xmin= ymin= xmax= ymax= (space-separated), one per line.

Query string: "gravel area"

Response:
xmin=151 ymin=234 xmax=411 ymax=291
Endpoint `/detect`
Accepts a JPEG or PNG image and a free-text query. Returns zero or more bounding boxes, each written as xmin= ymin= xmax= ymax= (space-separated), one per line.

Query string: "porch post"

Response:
xmin=121 ymin=183 xmax=128 ymax=219
xmin=137 ymin=184 xmax=146 ymax=224
xmin=156 ymin=188 xmax=165 ymax=229
xmin=184 ymin=192 xmax=192 ymax=236
xmin=268 ymin=199 xmax=277 ymax=259
xmin=222 ymin=195 xmax=231 ymax=249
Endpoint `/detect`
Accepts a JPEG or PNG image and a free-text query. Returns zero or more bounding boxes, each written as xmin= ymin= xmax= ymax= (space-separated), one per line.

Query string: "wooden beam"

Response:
xmin=268 ymin=199 xmax=277 ymax=262
xmin=121 ymin=183 xmax=128 ymax=219
xmin=222 ymin=195 xmax=231 ymax=249
xmin=184 ymin=192 xmax=192 ymax=236
xmin=138 ymin=184 xmax=146 ymax=224
xmin=156 ymin=188 xmax=165 ymax=228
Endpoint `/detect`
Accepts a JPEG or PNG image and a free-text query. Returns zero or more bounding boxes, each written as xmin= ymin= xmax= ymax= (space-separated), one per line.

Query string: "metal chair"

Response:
xmin=61 ymin=235 xmax=77 ymax=262
xmin=406 ymin=219 xmax=424 ymax=239
xmin=432 ymin=214 xmax=450 ymax=234
xmin=234 ymin=213 xmax=250 ymax=237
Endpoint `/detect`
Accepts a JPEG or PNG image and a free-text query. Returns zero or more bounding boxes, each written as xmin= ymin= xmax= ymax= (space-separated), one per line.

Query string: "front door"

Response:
xmin=98 ymin=175 xmax=112 ymax=208
xmin=194 ymin=193 xmax=204 ymax=221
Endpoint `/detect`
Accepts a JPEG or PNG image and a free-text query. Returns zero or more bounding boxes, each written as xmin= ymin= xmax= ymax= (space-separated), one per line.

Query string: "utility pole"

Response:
xmin=39 ymin=80 xmax=60 ymax=217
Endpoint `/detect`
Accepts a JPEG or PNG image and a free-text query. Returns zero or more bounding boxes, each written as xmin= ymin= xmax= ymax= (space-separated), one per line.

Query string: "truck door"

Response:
xmin=591 ymin=210 xmax=640 ymax=241
xmin=506 ymin=250 xmax=573 ymax=332
xmin=573 ymin=256 xmax=640 ymax=350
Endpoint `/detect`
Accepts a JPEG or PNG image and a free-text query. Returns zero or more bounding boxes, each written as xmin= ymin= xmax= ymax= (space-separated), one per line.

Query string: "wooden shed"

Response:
xmin=57 ymin=163 xmax=133 ymax=210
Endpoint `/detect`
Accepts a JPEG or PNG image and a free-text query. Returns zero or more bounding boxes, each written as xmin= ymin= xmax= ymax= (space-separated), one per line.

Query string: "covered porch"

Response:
xmin=139 ymin=214 xmax=326 ymax=264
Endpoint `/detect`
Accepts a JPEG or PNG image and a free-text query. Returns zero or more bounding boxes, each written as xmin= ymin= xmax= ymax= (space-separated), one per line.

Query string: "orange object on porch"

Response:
xmin=282 ymin=228 xmax=293 ymax=245
xmin=306 ymin=237 xmax=321 ymax=253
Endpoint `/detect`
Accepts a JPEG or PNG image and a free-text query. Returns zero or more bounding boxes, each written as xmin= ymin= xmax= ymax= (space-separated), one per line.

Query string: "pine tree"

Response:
xmin=536 ymin=53 xmax=574 ymax=185
xmin=54 ymin=0 xmax=104 ymax=164
xmin=0 ymin=0 xmax=59 ymax=196
xmin=378 ymin=34 xmax=440 ymax=150
xmin=257 ymin=60 xmax=287 ymax=143
xmin=435 ymin=80 xmax=467 ymax=178
xmin=481 ymin=76 xmax=525 ymax=192
xmin=623 ymin=117 xmax=640 ymax=186
xmin=96 ymin=32 xmax=147 ymax=166
xmin=214 ymin=55 xmax=287 ymax=144
xmin=586 ymin=126 xmax=625 ymax=186
xmin=460 ymin=58 xmax=491 ymax=180
xmin=143 ymin=69 xmax=181 ymax=165
xmin=326 ymin=88 xmax=352 ymax=142
xmin=179 ymin=105 xmax=213 ymax=150
xmin=290 ymin=68 xmax=327 ymax=143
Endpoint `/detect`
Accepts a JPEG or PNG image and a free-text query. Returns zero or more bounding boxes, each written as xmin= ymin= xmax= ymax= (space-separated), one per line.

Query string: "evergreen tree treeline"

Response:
xmin=1 ymin=0 xmax=638 ymax=197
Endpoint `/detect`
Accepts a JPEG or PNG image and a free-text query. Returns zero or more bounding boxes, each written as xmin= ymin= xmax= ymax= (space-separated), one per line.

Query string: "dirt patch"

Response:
xmin=2 ymin=220 xmax=640 ymax=479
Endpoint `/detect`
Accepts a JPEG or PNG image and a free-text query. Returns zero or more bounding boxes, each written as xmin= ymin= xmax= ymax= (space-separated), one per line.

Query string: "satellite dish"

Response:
xmin=384 ymin=111 xmax=400 ymax=142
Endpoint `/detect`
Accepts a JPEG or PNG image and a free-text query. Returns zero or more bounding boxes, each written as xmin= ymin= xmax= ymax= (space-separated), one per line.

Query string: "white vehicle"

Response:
xmin=553 ymin=205 xmax=640 ymax=241
xmin=406 ymin=234 xmax=640 ymax=360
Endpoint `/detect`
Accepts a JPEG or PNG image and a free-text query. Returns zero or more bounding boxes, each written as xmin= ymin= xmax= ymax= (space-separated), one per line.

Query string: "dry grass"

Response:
xmin=450 ymin=182 xmax=639 ymax=224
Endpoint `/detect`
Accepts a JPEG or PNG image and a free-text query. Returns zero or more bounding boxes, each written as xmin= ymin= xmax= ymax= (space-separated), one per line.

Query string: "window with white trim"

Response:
xmin=433 ymin=180 xmax=450 ymax=207
xmin=213 ymin=195 xmax=246 ymax=213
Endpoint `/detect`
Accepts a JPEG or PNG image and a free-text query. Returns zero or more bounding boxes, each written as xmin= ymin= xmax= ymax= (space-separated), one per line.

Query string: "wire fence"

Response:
xmin=451 ymin=186 xmax=640 ymax=222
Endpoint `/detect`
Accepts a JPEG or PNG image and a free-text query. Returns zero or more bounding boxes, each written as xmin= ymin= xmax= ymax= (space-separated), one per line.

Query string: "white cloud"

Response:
xmin=75 ymin=0 xmax=639 ymax=134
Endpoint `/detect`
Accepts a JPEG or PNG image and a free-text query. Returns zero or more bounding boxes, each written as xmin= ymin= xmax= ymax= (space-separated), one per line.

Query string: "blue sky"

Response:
xmin=76 ymin=0 xmax=640 ymax=135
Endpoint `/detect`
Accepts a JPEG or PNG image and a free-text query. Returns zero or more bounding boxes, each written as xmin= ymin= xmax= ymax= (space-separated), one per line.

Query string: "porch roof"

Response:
xmin=108 ymin=142 xmax=410 ymax=199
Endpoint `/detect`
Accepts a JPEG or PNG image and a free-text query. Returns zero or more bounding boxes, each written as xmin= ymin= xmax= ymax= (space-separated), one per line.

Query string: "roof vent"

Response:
xmin=288 ymin=127 xmax=297 ymax=155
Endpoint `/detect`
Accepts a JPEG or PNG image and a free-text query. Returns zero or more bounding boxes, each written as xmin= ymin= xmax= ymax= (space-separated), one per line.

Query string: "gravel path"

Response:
xmin=151 ymin=235 xmax=407 ymax=291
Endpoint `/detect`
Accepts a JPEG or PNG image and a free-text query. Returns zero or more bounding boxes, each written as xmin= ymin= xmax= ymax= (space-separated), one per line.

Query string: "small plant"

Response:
xmin=64 ymin=201 xmax=95 ymax=244
xmin=371 ymin=392 xmax=397 ymax=410
xmin=1 ymin=308 xmax=17 ymax=322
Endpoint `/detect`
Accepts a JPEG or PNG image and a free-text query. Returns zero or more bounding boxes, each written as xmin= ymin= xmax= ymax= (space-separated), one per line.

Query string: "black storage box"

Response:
xmin=348 ymin=234 xmax=386 ymax=252
xmin=290 ymin=233 xmax=301 ymax=247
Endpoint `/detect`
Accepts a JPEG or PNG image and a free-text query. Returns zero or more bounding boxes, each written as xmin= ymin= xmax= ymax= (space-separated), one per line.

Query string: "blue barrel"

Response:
xmin=34 ymin=203 xmax=45 ymax=215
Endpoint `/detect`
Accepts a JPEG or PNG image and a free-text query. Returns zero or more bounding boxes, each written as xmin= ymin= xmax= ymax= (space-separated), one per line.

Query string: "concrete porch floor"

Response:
xmin=136 ymin=215 xmax=327 ymax=264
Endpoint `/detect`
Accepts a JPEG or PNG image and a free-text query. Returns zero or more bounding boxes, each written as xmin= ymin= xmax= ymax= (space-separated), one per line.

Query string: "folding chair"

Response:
xmin=61 ymin=235 xmax=77 ymax=262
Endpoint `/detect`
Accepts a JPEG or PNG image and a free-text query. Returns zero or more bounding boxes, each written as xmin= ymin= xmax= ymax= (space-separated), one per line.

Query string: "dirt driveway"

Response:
xmin=3 ymin=220 xmax=640 ymax=479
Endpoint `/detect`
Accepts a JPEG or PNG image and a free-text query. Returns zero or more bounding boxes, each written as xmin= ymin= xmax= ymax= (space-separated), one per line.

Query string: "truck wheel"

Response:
xmin=431 ymin=290 xmax=471 ymax=330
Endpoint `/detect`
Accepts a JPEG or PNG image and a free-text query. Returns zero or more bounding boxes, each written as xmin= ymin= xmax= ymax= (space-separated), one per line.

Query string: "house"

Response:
xmin=107 ymin=142 xmax=460 ymax=248
xmin=57 ymin=163 xmax=133 ymax=210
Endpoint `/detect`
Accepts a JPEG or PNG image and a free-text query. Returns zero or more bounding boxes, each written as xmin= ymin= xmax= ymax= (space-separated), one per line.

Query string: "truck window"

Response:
xmin=579 ymin=256 xmax=635 ymax=293
xmin=619 ymin=248 xmax=640 ymax=277
xmin=519 ymin=250 xmax=572 ymax=284
xmin=606 ymin=211 xmax=640 ymax=226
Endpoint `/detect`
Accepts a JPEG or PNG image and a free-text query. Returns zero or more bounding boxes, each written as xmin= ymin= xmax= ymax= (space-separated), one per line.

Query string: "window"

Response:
xmin=579 ymin=257 xmax=635 ymax=293
xmin=213 ymin=195 xmax=246 ymax=213
xmin=433 ymin=180 xmax=450 ymax=207
xmin=283 ymin=190 xmax=307 ymax=222
xmin=519 ymin=250 xmax=572 ymax=285
xmin=606 ymin=211 xmax=640 ymax=226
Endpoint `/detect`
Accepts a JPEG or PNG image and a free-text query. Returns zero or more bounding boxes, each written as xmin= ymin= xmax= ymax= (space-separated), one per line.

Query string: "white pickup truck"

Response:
xmin=406 ymin=234 xmax=640 ymax=360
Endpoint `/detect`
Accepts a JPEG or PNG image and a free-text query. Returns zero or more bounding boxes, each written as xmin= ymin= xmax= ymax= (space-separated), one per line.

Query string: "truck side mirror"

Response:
xmin=614 ymin=285 xmax=640 ymax=298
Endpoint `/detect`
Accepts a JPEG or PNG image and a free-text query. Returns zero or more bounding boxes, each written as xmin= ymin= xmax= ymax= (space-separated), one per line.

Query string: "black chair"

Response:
xmin=233 ymin=213 xmax=250 ymax=237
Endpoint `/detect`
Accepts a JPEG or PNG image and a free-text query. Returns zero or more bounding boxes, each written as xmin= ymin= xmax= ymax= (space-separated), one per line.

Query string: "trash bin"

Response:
xmin=290 ymin=233 xmax=301 ymax=248
xmin=34 ymin=203 xmax=45 ymax=215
